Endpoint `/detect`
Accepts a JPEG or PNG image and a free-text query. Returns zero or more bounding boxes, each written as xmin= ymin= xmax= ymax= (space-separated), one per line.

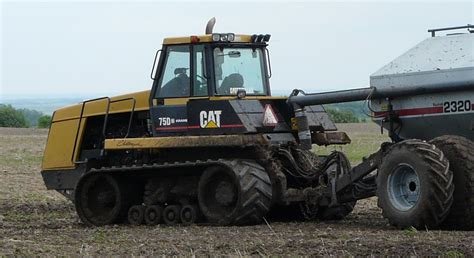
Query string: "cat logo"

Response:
xmin=200 ymin=110 xmax=222 ymax=128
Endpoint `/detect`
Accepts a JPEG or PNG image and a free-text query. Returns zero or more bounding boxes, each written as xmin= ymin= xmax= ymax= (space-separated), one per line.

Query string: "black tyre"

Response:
xmin=376 ymin=139 xmax=454 ymax=229
xmin=163 ymin=205 xmax=181 ymax=225
xmin=74 ymin=173 xmax=131 ymax=226
xmin=144 ymin=205 xmax=163 ymax=225
xmin=180 ymin=205 xmax=200 ymax=225
xmin=430 ymin=135 xmax=474 ymax=230
xmin=128 ymin=205 xmax=145 ymax=225
xmin=198 ymin=159 xmax=272 ymax=225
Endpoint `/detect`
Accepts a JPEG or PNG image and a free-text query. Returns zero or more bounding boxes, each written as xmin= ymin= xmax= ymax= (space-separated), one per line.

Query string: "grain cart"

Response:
xmin=288 ymin=25 xmax=474 ymax=229
xmin=40 ymin=19 xmax=473 ymax=229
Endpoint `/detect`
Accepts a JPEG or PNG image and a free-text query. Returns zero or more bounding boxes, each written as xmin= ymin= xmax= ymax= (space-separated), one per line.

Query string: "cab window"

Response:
xmin=193 ymin=45 xmax=208 ymax=96
xmin=214 ymin=47 xmax=266 ymax=95
xmin=157 ymin=45 xmax=190 ymax=98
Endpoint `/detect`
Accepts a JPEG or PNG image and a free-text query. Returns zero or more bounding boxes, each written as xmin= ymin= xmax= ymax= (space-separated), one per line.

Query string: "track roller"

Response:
xmin=128 ymin=205 xmax=145 ymax=225
xmin=144 ymin=205 xmax=163 ymax=225
xmin=180 ymin=205 xmax=200 ymax=225
xmin=163 ymin=205 xmax=181 ymax=225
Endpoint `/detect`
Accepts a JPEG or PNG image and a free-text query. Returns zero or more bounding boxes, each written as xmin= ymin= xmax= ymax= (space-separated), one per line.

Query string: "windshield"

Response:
xmin=213 ymin=47 xmax=267 ymax=95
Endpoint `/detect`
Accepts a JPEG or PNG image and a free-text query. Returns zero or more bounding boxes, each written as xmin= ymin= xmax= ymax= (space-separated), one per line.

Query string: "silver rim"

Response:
xmin=387 ymin=164 xmax=420 ymax=211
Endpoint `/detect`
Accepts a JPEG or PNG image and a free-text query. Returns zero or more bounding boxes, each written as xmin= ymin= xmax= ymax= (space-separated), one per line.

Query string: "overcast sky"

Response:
xmin=1 ymin=0 xmax=473 ymax=99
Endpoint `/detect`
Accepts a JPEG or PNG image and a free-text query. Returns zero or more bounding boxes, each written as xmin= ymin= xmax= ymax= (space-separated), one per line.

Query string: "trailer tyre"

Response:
xmin=376 ymin=139 xmax=454 ymax=229
xmin=430 ymin=135 xmax=474 ymax=230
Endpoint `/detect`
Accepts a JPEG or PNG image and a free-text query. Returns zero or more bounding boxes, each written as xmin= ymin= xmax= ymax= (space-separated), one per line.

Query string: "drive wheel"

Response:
xmin=75 ymin=173 xmax=130 ymax=226
xmin=431 ymin=135 xmax=474 ymax=230
xmin=144 ymin=205 xmax=163 ymax=225
xmin=128 ymin=205 xmax=145 ymax=225
xmin=376 ymin=139 xmax=454 ymax=229
xmin=198 ymin=159 xmax=272 ymax=225
xmin=163 ymin=205 xmax=181 ymax=225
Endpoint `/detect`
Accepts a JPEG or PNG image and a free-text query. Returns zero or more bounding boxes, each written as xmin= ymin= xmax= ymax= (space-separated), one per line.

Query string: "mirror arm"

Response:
xmin=150 ymin=49 xmax=162 ymax=80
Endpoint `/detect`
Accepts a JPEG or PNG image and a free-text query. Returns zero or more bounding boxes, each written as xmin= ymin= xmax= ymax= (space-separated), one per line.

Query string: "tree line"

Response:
xmin=0 ymin=103 xmax=364 ymax=129
xmin=0 ymin=104 xmax=51 ymax=128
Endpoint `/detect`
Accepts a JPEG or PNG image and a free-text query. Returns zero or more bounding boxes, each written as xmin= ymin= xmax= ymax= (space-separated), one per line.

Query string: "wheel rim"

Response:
xmin=144 ymin=206 xmax=162 ymax=225
xmin=387 ymin=164 xmax=420 ymax=211
xmin=79 ymin=175 xmax=121 ymax=225
xmin=163 ymin=206 xmax=180 ymax=224
xmin=180 ymin=205 xmax=197 ymax=224
xmin=199 ymin=169 xmax=238 ymax=219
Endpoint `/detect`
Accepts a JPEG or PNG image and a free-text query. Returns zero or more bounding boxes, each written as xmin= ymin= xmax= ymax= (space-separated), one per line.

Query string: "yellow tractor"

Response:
xmin=41 ymin=19 xmax=473 ymax=230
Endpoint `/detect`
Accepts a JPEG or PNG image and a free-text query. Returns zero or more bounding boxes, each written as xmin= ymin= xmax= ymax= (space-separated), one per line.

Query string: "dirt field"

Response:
xmin=0 ymin=125 xmax=472 ymax=256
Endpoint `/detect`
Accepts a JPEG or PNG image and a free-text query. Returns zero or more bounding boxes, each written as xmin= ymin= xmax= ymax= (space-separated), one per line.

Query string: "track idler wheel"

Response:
xmin=74 ymin=173 xmax=131 ymax=226
xmin=163 ymin=205 xmax=181 ymax=225
xmin=198 ymin=159 xmax=272 ymax=225
xmin=128 ymin=205 xmax=145 ymax=225
xmin=376 ymin=139 xmax=454 ymax=229
xmin=144 ymin=205 xmax=163 ymax=225
xmin=180 ymin=205 xmax=200 ymax=225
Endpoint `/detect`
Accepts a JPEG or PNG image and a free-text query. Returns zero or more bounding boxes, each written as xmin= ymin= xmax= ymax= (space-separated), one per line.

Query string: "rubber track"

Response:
xmin=430 ymin=135 xmax=474 ymax=230
xmin=88 ymin=158 xmax=273 ymax=225
xmin=377 ymin=139 xmax=454 ymax=229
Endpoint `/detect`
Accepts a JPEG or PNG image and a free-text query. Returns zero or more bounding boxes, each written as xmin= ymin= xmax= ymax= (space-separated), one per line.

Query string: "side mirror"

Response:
xmin=150 ymin=49 xmax=162 ymax=80
xmin=228 ymin=51 xmax=241 ymax=58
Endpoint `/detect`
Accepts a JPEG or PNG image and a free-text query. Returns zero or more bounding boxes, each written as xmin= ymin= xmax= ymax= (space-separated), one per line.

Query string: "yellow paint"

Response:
xmin=104 ymin=134 xmax=266 ymax=150
xmin=163 ymin=34 xmax=253 ymax=45
xmin=42 ymin=118 xmax=86 ymax=170
xmin=53 ymin=90 xmax=151 ymax=122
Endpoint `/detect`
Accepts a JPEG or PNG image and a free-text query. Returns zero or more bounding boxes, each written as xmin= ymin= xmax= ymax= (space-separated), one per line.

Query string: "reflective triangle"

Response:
xmin=263 ymin=104 xmax=278 ymax=127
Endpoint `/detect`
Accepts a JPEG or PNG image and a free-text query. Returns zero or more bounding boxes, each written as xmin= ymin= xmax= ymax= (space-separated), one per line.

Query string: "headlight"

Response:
xmin=212 ymin=33 xmax=235 ymax=42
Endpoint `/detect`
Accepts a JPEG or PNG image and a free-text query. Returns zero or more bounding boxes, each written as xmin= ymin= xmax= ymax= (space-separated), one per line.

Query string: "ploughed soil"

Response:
xmin=0 ymin=125 xmax=472 ymax=256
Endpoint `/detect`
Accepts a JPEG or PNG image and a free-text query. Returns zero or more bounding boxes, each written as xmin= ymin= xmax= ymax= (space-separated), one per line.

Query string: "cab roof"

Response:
xmin=163 ymin=34 xmax=253 ymax=45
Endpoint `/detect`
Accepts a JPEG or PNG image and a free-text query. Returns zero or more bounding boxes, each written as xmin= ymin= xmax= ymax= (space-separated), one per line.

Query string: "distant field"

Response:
xmin=0 ymin=124 xmax=472 ymax=256
xmin=316 ymin=123 xmax=389 ymax=164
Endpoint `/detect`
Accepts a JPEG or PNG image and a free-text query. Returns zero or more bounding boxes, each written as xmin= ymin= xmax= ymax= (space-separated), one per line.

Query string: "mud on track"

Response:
xmin=0 ymin=125 xmax=473 ymax=256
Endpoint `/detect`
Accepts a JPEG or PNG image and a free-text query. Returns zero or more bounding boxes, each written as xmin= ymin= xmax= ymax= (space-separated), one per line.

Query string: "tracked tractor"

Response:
xmin=41 ymin=19 xmax=474 ymax=230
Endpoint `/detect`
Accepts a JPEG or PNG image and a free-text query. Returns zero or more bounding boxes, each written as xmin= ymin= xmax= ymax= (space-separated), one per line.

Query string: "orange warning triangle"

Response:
xmin=263 ymin=104 xmax=278 ymax=127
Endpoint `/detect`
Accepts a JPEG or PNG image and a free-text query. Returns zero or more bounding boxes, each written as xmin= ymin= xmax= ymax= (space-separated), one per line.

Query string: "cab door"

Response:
xmin=150 ymin=44 xmax=209 ymax=136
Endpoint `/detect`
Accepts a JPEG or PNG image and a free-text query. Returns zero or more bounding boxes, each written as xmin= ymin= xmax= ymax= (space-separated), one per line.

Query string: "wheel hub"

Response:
xmin=215 ymin=181 xmax=236 ymax=206
xmin=388 ymin=164 xmax=421 ymax=211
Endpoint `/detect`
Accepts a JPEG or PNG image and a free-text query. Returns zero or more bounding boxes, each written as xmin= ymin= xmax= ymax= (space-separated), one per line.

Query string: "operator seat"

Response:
xmin=219 ymin=73 xmax=244 ymax=95
xmin=159 ymin=68 xmax=190 ymax=97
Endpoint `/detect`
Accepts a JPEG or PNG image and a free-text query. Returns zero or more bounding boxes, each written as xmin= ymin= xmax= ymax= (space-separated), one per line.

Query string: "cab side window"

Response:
xmin=157 ymin=45 xmax=190 ymax=98
xmin=193 ymin=45 xmax=208 ymax=96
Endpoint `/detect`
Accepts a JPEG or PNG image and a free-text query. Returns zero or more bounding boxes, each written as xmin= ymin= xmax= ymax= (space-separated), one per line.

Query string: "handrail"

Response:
xmin=71 ymin=96 xmax=137 ymax=164
xmin=71 ymin=97 xmax=110 ymax=164
xmin=428 ymin=24 xmax=473 ymax=37
xmin=108 ymin=97 xmax=137 ymax=139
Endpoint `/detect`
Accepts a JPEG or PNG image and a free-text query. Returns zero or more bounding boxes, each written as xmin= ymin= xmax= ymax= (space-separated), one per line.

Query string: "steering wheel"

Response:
xmin=195 ymin=74 xmax=208 ymax=95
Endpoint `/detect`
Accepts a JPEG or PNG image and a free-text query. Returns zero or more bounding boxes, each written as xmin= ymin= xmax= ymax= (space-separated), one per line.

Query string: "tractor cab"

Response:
xmin=150 ymin=32 xmax=272 ymax=102
xmin=148 ymin=20 xmax=276 ymax=136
